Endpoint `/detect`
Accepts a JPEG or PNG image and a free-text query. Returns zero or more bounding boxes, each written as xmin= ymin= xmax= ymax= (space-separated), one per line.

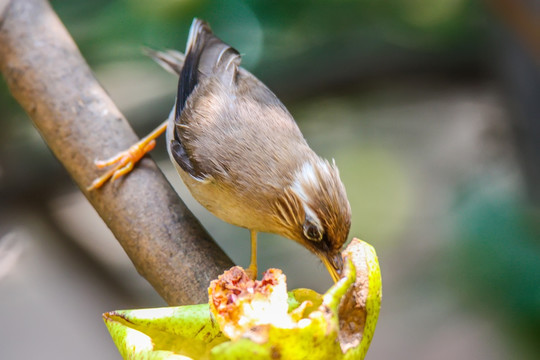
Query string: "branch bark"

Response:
xmin=0 ymin=0 xmax=234 ymax=305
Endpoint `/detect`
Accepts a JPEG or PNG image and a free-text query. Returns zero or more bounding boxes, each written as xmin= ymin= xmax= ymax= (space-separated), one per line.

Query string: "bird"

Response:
xmin=88 ymin=18 xmax=351 ymax=282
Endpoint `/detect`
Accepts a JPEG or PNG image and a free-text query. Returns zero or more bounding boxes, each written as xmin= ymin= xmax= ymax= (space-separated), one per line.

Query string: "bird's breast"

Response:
xmin=176 ymin=165 xmax=282 ymax=232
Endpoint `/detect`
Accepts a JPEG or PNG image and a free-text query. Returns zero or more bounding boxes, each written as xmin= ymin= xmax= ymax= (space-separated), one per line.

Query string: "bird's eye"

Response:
xmin=303 ymin=221 xmax=323 ymax=242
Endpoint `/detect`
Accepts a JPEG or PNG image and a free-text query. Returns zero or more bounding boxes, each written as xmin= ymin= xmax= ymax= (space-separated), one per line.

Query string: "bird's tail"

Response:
xmin=185 ymin=19 xmax=240 ymax=84
xmin=176 ymin=18 xmax=241 ymax=117
xmin=144 ymin=48 xmax=184 ymax=75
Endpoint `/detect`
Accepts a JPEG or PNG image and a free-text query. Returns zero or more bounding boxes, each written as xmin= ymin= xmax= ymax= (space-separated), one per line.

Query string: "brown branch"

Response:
xmin=0 ymin=0 xmax=234 ymax=305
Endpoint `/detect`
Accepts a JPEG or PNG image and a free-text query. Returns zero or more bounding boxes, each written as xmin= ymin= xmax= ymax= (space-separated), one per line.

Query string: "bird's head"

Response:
xmin=273 ymin=158 xmax=351 ymax=282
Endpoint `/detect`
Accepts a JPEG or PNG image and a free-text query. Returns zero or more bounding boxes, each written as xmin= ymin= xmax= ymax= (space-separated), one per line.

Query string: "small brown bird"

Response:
xmin=89 ymin=19 xmax=351 ymax=281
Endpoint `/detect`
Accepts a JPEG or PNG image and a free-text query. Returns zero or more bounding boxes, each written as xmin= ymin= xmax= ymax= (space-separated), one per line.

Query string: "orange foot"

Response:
xmin=87 ymin=121 xmax=168 ymax=191
xmin=86 ymin=139 xmax=156 ymax=191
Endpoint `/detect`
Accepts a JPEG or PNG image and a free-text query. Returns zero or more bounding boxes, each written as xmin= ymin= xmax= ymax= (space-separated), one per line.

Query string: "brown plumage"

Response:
xmin=90 ymin=19 xmax=351 ymax=281
xmin=165 ymin=19 xmax=351 ymax=281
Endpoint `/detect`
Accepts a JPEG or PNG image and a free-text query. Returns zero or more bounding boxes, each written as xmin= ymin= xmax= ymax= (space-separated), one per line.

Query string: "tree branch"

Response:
xmin=0 ymin=0 xmax=234 ymax=305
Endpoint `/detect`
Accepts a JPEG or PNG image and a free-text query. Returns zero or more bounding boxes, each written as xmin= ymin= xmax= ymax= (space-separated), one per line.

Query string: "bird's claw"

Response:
xmin=87 ymin=139 xmax=156 ymax=191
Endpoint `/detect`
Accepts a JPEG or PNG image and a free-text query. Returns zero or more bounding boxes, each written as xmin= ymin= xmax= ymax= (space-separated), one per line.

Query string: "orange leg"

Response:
xmin=246 ymin=230 xmax=258 ymax=280
xmin=87 ymin=120 xmax=168 ymax=191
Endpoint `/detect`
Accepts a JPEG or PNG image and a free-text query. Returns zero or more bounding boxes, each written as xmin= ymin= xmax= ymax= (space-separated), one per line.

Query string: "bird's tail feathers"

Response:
xmin=176 ymin=18 xmax=241 ymax=117
xmin=144 ymin=47 xmax=185 ymax=75
xmin=185 ymin=18 xmax=241 ymax=85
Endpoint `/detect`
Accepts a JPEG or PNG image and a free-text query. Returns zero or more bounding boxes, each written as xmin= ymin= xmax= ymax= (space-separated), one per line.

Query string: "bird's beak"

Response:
xmin=322 ymin=252 xmax=344 ymax=283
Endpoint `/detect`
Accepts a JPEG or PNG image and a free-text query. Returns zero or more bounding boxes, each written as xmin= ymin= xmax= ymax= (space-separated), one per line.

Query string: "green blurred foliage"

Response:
xmin=1 ymin=0 xmax=486 ymax=131
xmin=47 ymin=0 xmax=486 ymax=68
xmin=449 ymin=176 xmax=540 ymax=359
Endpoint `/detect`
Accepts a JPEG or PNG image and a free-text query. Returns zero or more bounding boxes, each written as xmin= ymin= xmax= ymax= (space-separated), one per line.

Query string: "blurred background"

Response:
xmin=1 ymin=0 xmax=539 ymax=359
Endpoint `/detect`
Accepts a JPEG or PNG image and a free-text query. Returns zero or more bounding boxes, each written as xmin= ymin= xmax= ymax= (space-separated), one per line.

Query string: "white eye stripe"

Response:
xmin=303 ymin=204 xmax=321 ymax=229
xmin=302 ymin=202 xmax=323 ymax=242
xmin=291 ymin=161 xmax=320 ymax=200
xmin=291 ymin=160 xmax=324 ymax=233
xmin=291 ymin=159 xmax=335 ymax=196
xmin=299 ymin=161 xmax=318 ymax=186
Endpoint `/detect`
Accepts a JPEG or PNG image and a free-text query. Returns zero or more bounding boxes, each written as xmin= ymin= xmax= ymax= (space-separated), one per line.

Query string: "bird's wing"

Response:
xmin=170 ymin=18 xmax=242 ymax=180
